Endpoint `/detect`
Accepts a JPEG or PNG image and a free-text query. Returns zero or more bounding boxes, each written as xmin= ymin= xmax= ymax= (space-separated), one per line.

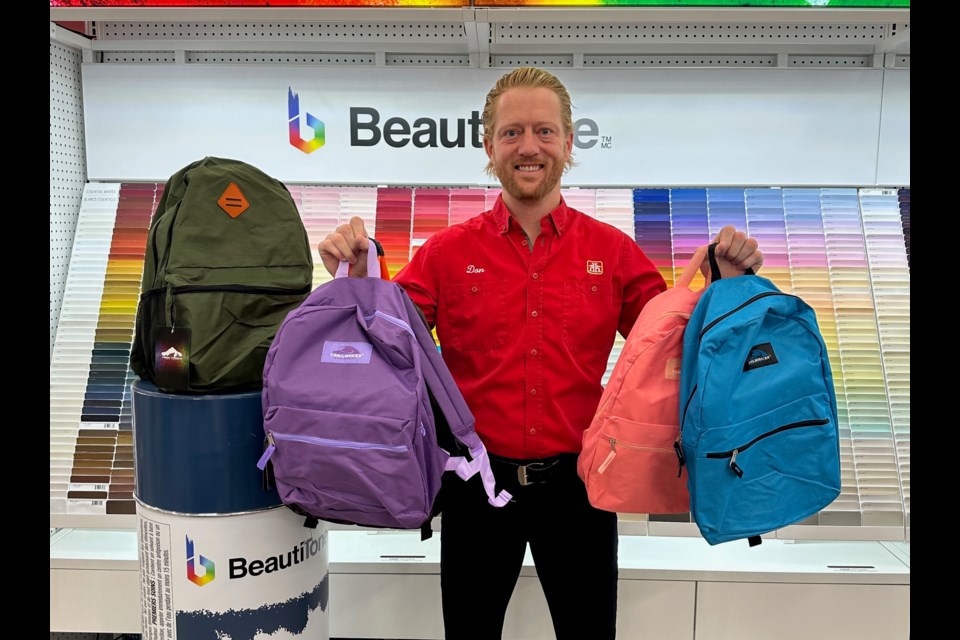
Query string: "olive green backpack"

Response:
xmin=130 ymin=157 xmax=313 ymax=393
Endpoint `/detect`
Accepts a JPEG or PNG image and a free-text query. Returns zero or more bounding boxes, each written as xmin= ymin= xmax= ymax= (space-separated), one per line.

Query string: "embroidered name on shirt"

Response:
xmin=587 ymin=261 xmax=603 ymax=275
xmin=466 ymin=265 xmax=485 ymax=273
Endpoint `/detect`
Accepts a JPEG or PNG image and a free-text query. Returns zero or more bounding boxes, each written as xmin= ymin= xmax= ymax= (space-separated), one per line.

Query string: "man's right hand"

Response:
xmin=318 ymin=216 xmax=371 ymax=277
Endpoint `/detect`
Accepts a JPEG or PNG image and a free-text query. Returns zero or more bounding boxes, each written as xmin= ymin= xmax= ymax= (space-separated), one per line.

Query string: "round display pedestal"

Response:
xmin=132 ymin=380 xmax=329 ymax=640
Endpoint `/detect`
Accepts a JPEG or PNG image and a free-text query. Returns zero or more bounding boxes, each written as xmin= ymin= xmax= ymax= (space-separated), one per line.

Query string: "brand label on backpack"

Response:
xmin=665 ymin=357 xmax=682 ymax=380
xmin=218 ymin=181 xmax=250 ymax=218
xmin=321 ymin=340 xmax=373 ymax=364
xmin=743 ymin=342 xmax=779 ymax=371
xmin=154 ymin=327 xmax=191 ymax=389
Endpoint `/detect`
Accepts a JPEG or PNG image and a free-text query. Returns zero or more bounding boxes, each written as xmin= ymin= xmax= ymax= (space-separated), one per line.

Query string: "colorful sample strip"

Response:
xmin=51 ymin=183 xmax=158 ymax=520
xmin=632 ymin=188 xmax=672 ymax=283
xmin=857 ymin=188 xmax=910 ymax=526
xmin=413 ymin=188 xmax=452 ymax=240
xmin=745 ymin=188 xmax=789 ymax=293
xmin=292 ymin=185 xmax=341 ymax=288
xmin=593 ymin=189 xmax=632 ymax=386
xmin=51 ymin=183 xmax=911 ymax=535
xmin=898 ymin=187 xmax=910 ymax=268
xmin=376 ymin=187 xmax=415 ymax=275
xmin=52 ymin=184 xmax=121 ymax=517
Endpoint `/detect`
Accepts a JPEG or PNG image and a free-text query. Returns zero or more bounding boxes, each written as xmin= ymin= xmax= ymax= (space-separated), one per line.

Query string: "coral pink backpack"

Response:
xmin=578 ymin=245 xmax=708 ymax=515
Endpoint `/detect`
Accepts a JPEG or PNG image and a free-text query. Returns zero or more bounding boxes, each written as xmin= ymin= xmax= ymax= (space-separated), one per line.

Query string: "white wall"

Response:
xmin=876 ymin=69 xmax=910 ymax=186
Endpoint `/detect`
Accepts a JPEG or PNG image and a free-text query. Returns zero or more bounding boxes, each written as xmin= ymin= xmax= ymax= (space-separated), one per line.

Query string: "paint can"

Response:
xmin=132 ymin=380 xmax=329 ymax=640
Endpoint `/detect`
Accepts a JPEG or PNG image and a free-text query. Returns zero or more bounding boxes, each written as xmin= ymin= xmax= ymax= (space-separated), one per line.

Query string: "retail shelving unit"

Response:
xmin=50 ymin=4 xmax=909 ymax=69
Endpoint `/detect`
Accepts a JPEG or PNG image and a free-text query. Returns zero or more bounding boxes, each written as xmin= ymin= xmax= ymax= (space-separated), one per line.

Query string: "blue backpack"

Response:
xmin=679 ymin=245 xmax=841 ymax=546
xmin=258 ymin=249 xmax=510 ymax=536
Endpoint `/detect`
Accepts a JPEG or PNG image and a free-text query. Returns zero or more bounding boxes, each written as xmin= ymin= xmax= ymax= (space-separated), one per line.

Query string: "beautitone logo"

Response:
xmin=287 ymin=87 xmax=608 ymax=153
xmin=186 ymin=535 xmax=215 ymax=586
xmin=288 ymin=87 xmax=325 ymax=154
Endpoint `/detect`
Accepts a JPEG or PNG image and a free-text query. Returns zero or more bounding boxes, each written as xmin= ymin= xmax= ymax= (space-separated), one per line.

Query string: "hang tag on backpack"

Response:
xmin=153 ymin=327 xmax=191 ymax=390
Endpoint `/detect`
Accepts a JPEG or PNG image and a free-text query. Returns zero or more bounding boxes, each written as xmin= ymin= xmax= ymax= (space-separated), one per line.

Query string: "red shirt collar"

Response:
xmin=491 ymin=195 xmax=570 ymax=237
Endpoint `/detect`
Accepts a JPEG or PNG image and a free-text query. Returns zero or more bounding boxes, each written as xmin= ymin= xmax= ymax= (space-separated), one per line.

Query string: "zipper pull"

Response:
xmin=597 ymin=438 xmax=617 ymax=474
xmin=674 ymin=440 xmax=685 ymax=477
xmin=257 ymin=432 xmax=276 ymax=470
xmin=729 ymin=449 xmax=744 ymax=478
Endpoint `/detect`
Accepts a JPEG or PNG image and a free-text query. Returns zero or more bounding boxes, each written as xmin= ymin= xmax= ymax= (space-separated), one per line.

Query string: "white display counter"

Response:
xmin=51 ymin=527 xmax=909 ymax=639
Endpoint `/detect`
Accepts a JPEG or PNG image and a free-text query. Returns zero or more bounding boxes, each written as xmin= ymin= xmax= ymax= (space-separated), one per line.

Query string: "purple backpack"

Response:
xmin=258 ymin=249 xmax=510 ymax=532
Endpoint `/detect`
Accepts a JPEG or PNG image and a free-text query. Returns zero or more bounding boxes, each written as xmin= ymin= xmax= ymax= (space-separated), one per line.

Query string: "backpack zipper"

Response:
xmin=366 ymin=310 xmax=415 ymax=336
xmin=680 ymin=291 xmax=803 ymax=467
xmin=257 ymin=430 xmax=410 ymax=469
xmin=698 ymin=291 xmax=791 ymax=339
xmin=599 ymin=437 xmax=684 ymax=478
xmin=678 ymin=386 xmax=696 ymax=463
xmin=141 ymin=283 xmax=311 ymax=330
xmin=140 ymin=284 xmax=310 ymax=333
xmin=706 ymin=419 xmax=830 ymax=477
xmin=165 ymin=284 xmax=311 ymax=295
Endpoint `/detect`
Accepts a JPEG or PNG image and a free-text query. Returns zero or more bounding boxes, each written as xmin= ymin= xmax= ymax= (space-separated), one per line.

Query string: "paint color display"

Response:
xmin=52 ymin=183 xmax=910 ymax=536
xmin=858 ymin=188 xmax=910 ymax=527
xmin=51 ymin=183 xmax=158 ymax=520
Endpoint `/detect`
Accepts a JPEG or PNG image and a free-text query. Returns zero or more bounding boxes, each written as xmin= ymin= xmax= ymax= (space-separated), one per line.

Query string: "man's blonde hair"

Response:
xmin=482 ymin=67 xmax=577 ymax=178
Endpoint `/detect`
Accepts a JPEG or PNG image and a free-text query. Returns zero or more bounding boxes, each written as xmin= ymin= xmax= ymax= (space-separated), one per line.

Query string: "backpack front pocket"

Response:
xmin=586 ymin=415 xmax=689 ymax=515
xmin=168 ymin=284 xmax=307 ymax=391
xmin=690 ymin=393 xmax=840 ymax=543
xmin=264 ymin=405 xmax=430 ymax=529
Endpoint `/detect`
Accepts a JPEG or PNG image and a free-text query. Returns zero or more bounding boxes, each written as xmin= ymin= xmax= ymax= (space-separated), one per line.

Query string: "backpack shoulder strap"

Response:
xmin=399 ymin=289 xmax=511 ymax=508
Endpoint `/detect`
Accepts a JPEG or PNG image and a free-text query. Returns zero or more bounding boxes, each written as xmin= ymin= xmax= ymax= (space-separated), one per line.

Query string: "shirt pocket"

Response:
xmin=562 ymin=279 xmax=619 ymax=351
xmin=442 ymin=280 xmax=509 ymax=352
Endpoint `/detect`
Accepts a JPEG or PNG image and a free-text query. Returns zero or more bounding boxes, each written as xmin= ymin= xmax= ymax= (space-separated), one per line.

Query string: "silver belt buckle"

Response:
xmin=517 ymin=464 xmax=532 ymax=486
xmin=517 ymin=462 xmax=545 ymax=486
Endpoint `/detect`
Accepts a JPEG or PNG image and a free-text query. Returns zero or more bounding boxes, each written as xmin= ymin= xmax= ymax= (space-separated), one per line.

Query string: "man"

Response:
xmin=319 ymin=67 xmax=763 ymax=639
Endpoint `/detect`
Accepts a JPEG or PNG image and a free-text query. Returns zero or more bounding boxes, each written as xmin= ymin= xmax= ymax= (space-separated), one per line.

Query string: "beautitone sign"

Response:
xmin=82 ymin=65 xmax=887 ymax=186
xmin=288 ymin=87 xmax=604 ymax=155
xmin=292 ymin=90 xmax=605 ymax=153
xmin=82 ymin=66 xmax=609 ymax=184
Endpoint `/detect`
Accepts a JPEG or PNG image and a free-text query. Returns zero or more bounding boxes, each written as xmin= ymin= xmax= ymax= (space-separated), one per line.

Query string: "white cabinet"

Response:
xmin=696 ymin=582 xmax=909 ymax=640
xmin=51 ymin=528 xmax=909 ymax=638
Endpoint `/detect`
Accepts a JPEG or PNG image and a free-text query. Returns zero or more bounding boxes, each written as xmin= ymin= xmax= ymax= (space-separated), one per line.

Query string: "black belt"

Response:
xmin=488 ymin=453 xmax=577 ymax=487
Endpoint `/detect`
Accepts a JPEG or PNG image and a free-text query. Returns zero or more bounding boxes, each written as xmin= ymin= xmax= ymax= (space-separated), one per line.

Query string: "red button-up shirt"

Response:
xmin=394 ymin=196 xmax=666 ymax=459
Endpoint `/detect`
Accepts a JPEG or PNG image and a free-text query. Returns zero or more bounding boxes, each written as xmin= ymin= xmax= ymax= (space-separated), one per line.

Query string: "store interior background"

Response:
xmin=50 ymin=2 xmax=909 ymax=639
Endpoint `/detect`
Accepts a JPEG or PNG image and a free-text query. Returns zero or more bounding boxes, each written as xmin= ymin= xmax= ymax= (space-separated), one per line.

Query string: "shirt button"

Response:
xmin=532 ymin=273 xmax=539 ymax=279
xmin=471 ymin=286 xmax=478 ymax=293
xmin=531 ymin=310 xmax=538 ymax=318
xmin=530 ymin=428 xmax=537 ymax=435
xmin=530 ymin=388 xmax=537 ymax=396
xmin=521 ymin=239 xmax=528 ymax=246
xmin=530 ymin=348 xmax=538 ymax=356
xmin=591 ymin=285 xmax=598 ymax=292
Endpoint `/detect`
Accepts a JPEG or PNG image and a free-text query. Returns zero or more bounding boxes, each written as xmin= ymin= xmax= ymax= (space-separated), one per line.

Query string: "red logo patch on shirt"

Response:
xmin=587 ymin=260 xmax=604 ymax=275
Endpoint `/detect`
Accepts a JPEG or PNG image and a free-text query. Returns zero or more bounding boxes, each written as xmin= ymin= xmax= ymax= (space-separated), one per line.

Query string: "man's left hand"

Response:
xmin=712 ymin=225 xmax=764 ymax=274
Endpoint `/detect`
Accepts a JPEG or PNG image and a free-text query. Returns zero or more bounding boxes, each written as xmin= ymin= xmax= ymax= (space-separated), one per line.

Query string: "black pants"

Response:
xmin=439 ymin=453 xmax=618 ymax=640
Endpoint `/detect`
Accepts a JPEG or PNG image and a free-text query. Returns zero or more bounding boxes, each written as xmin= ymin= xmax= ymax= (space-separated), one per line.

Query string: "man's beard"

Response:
xmin=495 ymin=157 xmax=565 ymax=203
